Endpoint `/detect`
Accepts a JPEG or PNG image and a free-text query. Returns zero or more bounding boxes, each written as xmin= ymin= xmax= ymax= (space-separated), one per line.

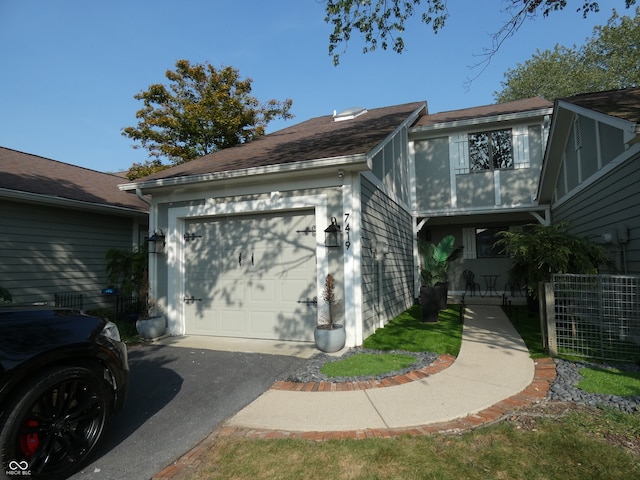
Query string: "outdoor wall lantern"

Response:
xmin=324 ymin=217 xmax=341 ymax=248
xmin=146 ymin=229 xmax=166 ymax=254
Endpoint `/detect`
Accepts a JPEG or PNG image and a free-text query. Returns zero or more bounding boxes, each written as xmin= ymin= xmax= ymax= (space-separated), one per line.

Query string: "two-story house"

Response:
xmin=409 ymin=98 xmax=553 ymax=299
xmin=119 ymin=97 xmax=554 ymax=347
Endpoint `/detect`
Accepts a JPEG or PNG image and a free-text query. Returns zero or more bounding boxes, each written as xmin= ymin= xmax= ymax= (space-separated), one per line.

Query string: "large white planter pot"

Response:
xmin=136 ymin=315 xmax=167 ymax=339
xmin=314 ymin=324 xmax=346 ymax=353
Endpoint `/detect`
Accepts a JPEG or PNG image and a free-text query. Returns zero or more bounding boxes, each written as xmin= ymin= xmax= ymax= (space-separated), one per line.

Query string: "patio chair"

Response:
xmin=463 ymin=270 xmax=481 ymax=297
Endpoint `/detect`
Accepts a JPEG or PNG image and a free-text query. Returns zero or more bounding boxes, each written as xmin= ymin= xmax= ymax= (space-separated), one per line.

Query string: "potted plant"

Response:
xmin=135 ymin=296 xmax=167 ymax=339
xmin=314 ymin=274 xmax=346 ymax=353
xmin=105 ymin=245 xmax=149 ymax=320
xmin=419 ymin=235 xmax=463 ymax=321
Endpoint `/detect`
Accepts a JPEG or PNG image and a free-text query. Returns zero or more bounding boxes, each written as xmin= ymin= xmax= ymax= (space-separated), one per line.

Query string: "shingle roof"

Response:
xmin=137 ymin=101 xmax=426 ymax=182
xmin=414 ymin=97 xmax=552 ymax=128
xmin=0 ymin=146 xmax=149 ymax=212
xmin=559 ymin=87 xmax=640 ymax=124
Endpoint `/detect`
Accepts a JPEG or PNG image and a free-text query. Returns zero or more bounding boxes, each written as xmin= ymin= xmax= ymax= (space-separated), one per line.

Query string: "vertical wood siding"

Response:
xmin=552 ymin=153 xmax=640 ymax=274
xmin=360 ymin=177 xmax=415 ymax=337
xmin=0 ymin=200 xmax=139 ymax=309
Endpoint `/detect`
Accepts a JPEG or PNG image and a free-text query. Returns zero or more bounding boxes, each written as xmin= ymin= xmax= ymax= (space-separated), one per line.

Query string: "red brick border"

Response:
xmin=271 ymin=353 xmax=456 ymax=392
xmin=153 ymin=357 xmax=556 ymax=479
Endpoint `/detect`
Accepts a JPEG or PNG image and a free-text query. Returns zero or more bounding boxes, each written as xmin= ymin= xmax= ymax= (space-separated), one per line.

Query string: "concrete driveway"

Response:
xmin=70 ymin=338 xmax=313 ymax=480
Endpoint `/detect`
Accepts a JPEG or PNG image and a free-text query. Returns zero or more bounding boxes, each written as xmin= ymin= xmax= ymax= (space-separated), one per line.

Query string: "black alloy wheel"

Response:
xmin=0 ymin=366 xmax=111 ymax=479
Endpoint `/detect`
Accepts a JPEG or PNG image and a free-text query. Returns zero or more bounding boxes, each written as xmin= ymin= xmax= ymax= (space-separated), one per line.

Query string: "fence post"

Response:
xmin=537 ymin=282 xmax=547 ymax=350
xmin=543 ymin=282 xmax=557 ymax=356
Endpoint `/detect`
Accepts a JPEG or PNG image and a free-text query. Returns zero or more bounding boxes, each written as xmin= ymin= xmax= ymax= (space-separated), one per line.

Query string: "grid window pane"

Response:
xmin=469 ymin=132 xmax=490 ymax=171
xmin=467 ymin=129 xmax=513 ymax=172
xmin=492 ymin=129 xmax=514 ymax=169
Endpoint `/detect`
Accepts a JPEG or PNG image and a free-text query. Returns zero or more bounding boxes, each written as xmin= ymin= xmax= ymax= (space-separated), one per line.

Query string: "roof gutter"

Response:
xmin=119 ymin=152 xmax=370 ymax=192
xmin=0 ymin=188 xmax=148 ymax=217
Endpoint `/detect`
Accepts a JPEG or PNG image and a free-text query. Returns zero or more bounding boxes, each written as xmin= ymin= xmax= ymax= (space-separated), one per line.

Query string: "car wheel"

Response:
xmin=0 ymin=366 xmax=111 ymax=479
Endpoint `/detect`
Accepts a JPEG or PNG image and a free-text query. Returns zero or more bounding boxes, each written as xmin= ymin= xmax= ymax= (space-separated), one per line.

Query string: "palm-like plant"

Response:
xmin=419 ymin=235 xmax=464 ymax=287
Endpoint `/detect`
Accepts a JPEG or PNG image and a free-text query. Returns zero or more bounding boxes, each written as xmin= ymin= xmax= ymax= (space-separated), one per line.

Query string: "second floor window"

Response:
xmin=469 ymin=129 xmax=514 ymax=171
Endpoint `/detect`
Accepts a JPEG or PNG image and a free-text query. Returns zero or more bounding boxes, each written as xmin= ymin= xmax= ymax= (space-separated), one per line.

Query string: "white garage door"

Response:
xmin=183 ymin=210 xmax=318 ymax=341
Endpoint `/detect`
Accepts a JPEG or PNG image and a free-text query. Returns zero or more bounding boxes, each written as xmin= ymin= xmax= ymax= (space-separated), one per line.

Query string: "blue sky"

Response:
xmin=0 ymin=0 xmax=613 ymax=173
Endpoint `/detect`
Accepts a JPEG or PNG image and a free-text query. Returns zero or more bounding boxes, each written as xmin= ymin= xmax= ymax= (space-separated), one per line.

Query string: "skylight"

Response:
xmin=333 ymin=106 xmax=368 ymax=122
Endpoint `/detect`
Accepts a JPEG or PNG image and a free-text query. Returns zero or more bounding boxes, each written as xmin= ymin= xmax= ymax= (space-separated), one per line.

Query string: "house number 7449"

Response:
xmin=344 ymin=213 xmax=351 ymax=249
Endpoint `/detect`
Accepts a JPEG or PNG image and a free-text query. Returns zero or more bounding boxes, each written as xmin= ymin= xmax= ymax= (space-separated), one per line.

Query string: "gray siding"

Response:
xmin=415 ymin=124 xmax=545 ymax=212
xmin=456 ymin=171 xmax=494 ymax=207
xmin=0 ymin=199 xmax=140 ymax=309
xmin=371 ymin=126 xmax=412 ymax=206
xmin=360 ymin=177 xmax=414 ymax=337
xmin=414 ymin=137 xmax=450 ymax=211
xmin=552 ymin=152 xmax=640 ymax=274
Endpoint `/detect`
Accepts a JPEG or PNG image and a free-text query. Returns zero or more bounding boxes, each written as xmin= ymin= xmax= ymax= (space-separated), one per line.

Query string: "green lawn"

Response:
xmin=363 ymin=304 xmax=463 ymax=356
xmin=182 ymin=406 xmax=640 ymax=480
xmin=320 ymin=353 xmax=417 ymax=378
xmin=317 ymin=305 xmax=463 ymax=378
xmin=578 ymin=367 xmax=640 ymax=397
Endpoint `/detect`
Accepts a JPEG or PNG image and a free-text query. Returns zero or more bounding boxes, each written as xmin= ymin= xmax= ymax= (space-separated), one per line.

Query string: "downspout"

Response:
xmin=376 ymin=243 xmax=389 ymax=329
xmin=136 ymin=188 xmax=152 ymax=206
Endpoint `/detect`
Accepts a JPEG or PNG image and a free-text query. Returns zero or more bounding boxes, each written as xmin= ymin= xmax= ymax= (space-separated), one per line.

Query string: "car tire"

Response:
xmin=0 ymin=366 xmax=112 ymax=480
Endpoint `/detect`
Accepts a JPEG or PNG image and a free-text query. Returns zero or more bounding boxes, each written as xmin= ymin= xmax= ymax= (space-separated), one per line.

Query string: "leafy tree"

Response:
xmin=494 ymin=222 xmax=613 ymax=297
xmin=122 ymin=60 xmax=294 ymax=179
xmin=324 ymin=0 xmax=637 ymax=65
xmin=496 ymin=8 xmax=640 ymax=101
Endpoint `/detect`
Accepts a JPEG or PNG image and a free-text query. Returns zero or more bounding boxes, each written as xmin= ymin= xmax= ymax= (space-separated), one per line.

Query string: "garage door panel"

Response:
xmin=219 ymin=310 xmax=246 ymax=336
xmin=185 ymin=210 xmax=317 ymax=341
xmin=249 ymin=279 xmax=276 ymax=302
xmin=214 ymin=279 xmax=246 ymax=306
xmin=249 ymin=311 xmax=277 ymax=336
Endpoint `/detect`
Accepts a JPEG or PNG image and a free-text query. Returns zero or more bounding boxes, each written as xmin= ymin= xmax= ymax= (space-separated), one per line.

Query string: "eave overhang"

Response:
xmin=0 ymin=188 xmax=149 ymax=217
xmin=409 ymin=107 xmax=554 ymax=139
xmin=119 ymin=153 xmax=370 ymax=194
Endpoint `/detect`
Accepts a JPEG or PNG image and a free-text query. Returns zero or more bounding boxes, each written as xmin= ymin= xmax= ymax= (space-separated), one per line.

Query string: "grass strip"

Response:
xmin=320 ymin=353 xmax=417 ymax=378
xmin=577 ymin=367 xmax=640 ymax=397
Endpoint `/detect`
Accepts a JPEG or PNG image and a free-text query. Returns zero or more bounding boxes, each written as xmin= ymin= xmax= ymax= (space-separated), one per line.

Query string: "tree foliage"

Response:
xmin=122 ymin=60 xmax=294 ymax=179
xmin=496 ymin=8 xmax=640 ymax=101
xmin=324 ymin=0 xmax=637 ymax=65
xmin=494 ymin=222 xmax=614 ymax=297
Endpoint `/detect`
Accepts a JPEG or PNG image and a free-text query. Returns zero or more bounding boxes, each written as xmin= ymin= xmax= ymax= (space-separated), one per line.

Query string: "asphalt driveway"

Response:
xmin=70 ymin=342 xmax=308 ymax=480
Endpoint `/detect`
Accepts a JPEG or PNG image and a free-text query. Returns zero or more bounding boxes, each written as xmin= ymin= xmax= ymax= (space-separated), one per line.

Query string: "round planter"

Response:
xmin=136 ymin=315 xmax=167 ymax=339
xmin=314 ymin=324 xmax=346 ymax=353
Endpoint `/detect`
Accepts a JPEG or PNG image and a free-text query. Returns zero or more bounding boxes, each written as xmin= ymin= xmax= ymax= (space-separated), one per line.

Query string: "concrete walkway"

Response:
xmin=153 ymin=305 xmax=557 ymax=479
xmin=225 ymin=305 xmax=535 ymax=431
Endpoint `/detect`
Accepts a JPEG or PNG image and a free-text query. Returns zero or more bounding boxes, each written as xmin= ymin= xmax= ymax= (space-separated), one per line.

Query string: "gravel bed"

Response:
xmin=279 ymin=348 xmax=438 ymax=384
xmin=548 ymin=358 xmax=640 ymax=413
xmin=280 ymin=350 xmax=640 ymax=414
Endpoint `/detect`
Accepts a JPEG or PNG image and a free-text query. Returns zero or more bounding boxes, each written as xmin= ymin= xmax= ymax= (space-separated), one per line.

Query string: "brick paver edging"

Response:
xmin=153 ymin=357 xmax=556 ymax=480
xmin=271 ymin=353 xmax=457 ymax=392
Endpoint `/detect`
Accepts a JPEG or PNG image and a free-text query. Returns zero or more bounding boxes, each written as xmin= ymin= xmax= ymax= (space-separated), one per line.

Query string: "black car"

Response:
xmin=0 ymin=305 xmax=129 ymax=479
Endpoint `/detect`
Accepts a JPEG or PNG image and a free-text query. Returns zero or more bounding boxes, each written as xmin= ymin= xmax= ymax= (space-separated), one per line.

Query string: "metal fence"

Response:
xmin=54 ymin=293 xmax=84 ymax=311
xmin=543 ymin=274 xmax=640 ymax=362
